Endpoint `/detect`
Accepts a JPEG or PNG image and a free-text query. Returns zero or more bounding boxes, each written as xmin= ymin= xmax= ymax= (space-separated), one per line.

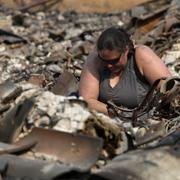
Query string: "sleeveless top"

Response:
xmin=98 ymin=51 xmax=150 ymax=109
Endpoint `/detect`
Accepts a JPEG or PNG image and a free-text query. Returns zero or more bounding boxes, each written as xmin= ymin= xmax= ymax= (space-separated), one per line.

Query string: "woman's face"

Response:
xmin=98 ymin=49 xmax=128 ymax=73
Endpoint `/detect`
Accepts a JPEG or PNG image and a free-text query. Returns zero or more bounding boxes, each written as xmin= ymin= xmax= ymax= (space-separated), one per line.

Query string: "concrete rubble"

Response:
xmin=0 ymin=0 xmax=179 ymax=179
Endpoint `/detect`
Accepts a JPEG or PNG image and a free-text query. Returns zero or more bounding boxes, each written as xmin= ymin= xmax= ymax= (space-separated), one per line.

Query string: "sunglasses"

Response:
xmin=98 ymin=53 xmax=122 ymax=65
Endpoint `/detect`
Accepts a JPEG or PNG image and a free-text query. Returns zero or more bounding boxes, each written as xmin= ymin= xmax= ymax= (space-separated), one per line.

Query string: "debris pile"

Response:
xmin=0 ymin=0 xmax=179 ymax=179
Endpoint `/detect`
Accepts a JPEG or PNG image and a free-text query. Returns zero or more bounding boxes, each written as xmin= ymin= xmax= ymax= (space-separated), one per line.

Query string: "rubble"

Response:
xmin=0 ymin=0 xmax=179 ymax=179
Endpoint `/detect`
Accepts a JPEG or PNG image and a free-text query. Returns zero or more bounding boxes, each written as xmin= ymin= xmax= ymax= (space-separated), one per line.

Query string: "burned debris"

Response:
xmin=0 ymin=0 xmax=179 ymax=179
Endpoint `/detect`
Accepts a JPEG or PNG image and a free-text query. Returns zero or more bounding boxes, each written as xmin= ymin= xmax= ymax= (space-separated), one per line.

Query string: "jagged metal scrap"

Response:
xmin=0 ymin=28 xmax=27 ymax=44
xmin=150 ymin=0 xmax=180 ymax=55
xmin=133 ymin=118 xmax=180 ymax=148
xmin=130 ymin=1 xmax=171 ymax=42
xmin=0 ymin=154 xmax=86 ymax=180
xmin=0 ymin=98 xmax=34 ymax=143
xmin=51 ymin=70 xmax=79 ymax=96
xmin=0 ymin=80 xmax=35 ymax=143
xmin=16 ymin=127 xmax=103 ymax=171
xmin=131 ymin=0 xmax=180 ymax=56
xmin=0 ymin=80 xmax=22 ymax=104
xmin=0 ymin=141 xmax=36 ymax=155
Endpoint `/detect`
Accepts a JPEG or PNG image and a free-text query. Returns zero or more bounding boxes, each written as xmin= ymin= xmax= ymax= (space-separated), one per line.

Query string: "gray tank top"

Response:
xmin=98 ymin=52 xmax=150 ymax=108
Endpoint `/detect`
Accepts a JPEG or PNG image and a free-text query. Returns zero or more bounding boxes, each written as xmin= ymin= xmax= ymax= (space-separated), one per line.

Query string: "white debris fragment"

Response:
xmin=162 ymin=40 xmax=180 ymax=76
xmin=24 ymin=91 xmax=91 ymax=133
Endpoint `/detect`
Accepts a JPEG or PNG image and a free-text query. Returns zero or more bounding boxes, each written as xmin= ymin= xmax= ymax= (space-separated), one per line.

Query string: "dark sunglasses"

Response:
xmin=98 ymin=53 xmax=122 ymax=65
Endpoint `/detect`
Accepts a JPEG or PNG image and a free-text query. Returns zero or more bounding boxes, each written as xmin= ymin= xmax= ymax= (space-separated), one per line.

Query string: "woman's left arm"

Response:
xmin=135 ymin=46 xmax=172 ymax=85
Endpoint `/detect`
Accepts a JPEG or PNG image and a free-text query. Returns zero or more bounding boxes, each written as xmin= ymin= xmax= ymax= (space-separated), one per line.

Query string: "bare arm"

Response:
xmin=79 ymin=51 xmax=108 ymax=114
xmin=135 ymin=46 xmax=172 ymax=86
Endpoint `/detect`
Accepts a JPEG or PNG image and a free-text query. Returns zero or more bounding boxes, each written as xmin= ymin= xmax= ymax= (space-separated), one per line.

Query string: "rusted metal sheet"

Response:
xmin=16 ymin=127 xmax=103 ymax=170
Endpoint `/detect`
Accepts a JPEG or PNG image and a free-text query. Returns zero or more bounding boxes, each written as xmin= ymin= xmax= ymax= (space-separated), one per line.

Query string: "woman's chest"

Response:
xmin=99 ymin=73 xmax=138 ymax=108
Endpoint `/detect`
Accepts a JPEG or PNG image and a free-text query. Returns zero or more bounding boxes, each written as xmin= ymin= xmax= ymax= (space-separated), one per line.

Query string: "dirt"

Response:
xmin=59 ymin=0 xmax=150 ymax=12
xmin=0 ymin=0 xmax=151 ymax=13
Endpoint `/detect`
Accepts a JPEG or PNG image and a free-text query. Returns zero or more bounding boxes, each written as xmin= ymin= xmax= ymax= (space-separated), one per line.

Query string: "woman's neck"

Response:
xmin=111 ymin=69 xmax=123 ymax=77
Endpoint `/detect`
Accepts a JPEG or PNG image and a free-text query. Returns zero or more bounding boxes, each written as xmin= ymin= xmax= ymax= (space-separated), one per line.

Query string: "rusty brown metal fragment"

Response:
xmin=16 ymin=127 xmax=103 ymax=170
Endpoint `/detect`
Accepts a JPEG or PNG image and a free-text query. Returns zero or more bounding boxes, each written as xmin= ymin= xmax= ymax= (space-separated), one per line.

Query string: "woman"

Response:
xmin=79 ymin=26 xmax=171 ymax=115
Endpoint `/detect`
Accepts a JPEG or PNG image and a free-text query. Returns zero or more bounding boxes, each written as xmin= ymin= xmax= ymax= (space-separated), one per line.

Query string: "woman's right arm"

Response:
xmin=79 ymin=51 xmax=108 ymax=115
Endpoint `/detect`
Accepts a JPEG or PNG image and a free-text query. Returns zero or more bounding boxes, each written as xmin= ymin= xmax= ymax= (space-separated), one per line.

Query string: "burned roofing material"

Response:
xmin=0 ymin=0 xmax=179 ymax=179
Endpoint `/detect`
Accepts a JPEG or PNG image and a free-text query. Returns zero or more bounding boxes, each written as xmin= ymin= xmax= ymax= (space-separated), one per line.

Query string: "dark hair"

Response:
xmin=97 ymin=26 xmax=134 ymax=53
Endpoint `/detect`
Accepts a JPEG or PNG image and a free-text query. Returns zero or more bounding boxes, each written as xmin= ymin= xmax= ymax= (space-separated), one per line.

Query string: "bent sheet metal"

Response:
xmin=16 ymin=127 xmax=103 ymax=170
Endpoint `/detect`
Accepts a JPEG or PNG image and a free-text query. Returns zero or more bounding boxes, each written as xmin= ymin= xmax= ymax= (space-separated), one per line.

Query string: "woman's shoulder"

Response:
xmin=134 ymin=45 xmax=155 ymax=75
xmin=135 ymin=45 xmax=155 ymax=62
xmin=135 ymin=44 xmax=151 ymax=52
